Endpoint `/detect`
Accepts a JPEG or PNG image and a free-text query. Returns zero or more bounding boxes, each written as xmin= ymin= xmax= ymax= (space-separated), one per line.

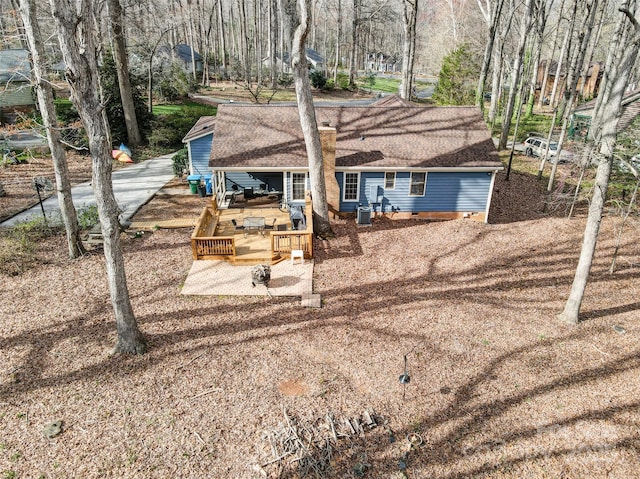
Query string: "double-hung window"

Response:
xmin=343 ymin=172 xmax=359 ymax=201
xmin=384 ymin=172 xmax=396 ymax=190
xmin=409 ymin=172 xmax=426 ymax=196
xmin=291 ymin=172 xmax=306 ymax=200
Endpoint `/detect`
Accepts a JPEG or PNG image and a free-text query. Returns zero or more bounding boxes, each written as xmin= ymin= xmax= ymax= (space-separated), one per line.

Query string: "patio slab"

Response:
xmin=181 ymin=259 xmax=314 ymax=297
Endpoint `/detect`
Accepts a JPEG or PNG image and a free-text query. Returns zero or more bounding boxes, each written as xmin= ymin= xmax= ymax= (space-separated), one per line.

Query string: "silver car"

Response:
xmin=523 ymin=136 xmax=571 ymax=163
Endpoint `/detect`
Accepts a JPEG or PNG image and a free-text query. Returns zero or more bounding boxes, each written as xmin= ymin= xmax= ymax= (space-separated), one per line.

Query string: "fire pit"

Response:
xmin=251 ymin=264 xmax=271 ymax=287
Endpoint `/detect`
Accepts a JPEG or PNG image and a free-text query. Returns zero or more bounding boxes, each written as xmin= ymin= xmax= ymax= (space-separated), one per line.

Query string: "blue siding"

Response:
xmin=337 ymin=171 xmax=491 ymax=213
xmin=424 ymin=172 xmax=491 ymax=211
xmin=188 ymin=134 xmax=213 ymax=175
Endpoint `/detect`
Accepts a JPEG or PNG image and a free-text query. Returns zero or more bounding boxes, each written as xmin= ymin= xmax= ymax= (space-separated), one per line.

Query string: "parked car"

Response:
xmin=523 ymin=136 xmax=572 ymax=163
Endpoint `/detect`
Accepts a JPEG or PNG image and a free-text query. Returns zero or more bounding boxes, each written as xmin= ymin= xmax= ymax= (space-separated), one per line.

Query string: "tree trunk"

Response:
xmin=281 ymin=0 xmax=334 ymax=238
xmin=558 ymin=5 xmax=640 ymax=324
xmin=589 ymin=2 xmax=630 ymax=140
xmin=498 ymin=0 xmax=533 ymax=149
xmin=49 ymin=0 xmax=146 ymax=353
xmin=107 ymin=0 xmax=142 ymax=147
xmin=399 ymin=0 xmax=418 ymax=100
xmin=548 ymin=0 xmax=599 ymax=193
xmin=217 ymin=0 xmax=227 ymax=76
xmin=18 ymin=0 xmax=84 ymax=259
xmin=348 ymin=0 xmax=358 ymax=88
xmin=269 ymin=0 xmax=278 ymax=88
xmin=537 ymin=1 xmax=563 ymax=109
xmin=475 ymin=0 xmax=504 ymax=110
xmin=333 ymin=0 xmax=341 ymax=83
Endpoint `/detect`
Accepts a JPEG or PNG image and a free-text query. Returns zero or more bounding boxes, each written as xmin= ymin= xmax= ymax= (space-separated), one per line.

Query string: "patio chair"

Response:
xmin=265 ymin=218 xmax=277 ymax=230
xmin=231 ymin=219 xmax=243 ymax=232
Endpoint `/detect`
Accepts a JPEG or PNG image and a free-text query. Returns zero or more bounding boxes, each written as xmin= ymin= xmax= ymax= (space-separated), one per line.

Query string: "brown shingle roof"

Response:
xmin=183 ymin=116 xmax=216 ymax=142
xmin=209 ymin=104 xmax=501 ymax=170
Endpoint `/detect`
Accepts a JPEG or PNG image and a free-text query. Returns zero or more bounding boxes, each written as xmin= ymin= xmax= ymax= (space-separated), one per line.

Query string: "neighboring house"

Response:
xmin=263 ymin=48 xmax=325 ymax=74
xmin=157 ymin=44 xmax=203 ymax=75
xmin=366 ymin=52 xmax=400 ymax=73
xmin=202 ymin=96 xmax=502 ymax=223
xmin=183 ymin=115 xmax=215 ymax=175
xmin=536 ymin=59 xmax=604 ymax=105
xmin=570 ymin=88 xmax=640 ymax=140
xmin=0 ymin=49 xmax=35 ymax=123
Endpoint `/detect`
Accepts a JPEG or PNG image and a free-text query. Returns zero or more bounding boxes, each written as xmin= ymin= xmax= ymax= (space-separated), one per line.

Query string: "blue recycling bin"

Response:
xmin=204 ymin=174 xmax=213 ymax=195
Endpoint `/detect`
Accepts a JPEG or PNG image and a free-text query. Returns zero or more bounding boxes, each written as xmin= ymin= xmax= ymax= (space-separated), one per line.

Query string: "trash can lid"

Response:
xmin=187 ymin=174 xmax=202 ymax=181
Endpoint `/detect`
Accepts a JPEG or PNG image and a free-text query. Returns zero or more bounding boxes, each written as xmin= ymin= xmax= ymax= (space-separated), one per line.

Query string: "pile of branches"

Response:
xmin=257 ymin=407 xmax=379 ymax=478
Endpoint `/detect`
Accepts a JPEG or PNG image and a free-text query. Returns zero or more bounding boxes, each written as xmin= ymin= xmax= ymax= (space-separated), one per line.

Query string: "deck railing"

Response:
xmin=191 ymin=207 xmax=236 ymax=259
xmin=191 ymin=194 xmax=314 ymax=262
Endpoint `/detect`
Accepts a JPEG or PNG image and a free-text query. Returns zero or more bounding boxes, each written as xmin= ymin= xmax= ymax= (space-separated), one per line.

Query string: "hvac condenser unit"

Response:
xmin=357 ymin=205 xmax=371 ymax=225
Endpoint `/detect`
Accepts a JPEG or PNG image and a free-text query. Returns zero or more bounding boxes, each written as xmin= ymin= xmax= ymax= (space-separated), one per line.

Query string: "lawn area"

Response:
xmin=152 ymin=101 xmax=217 ymax=116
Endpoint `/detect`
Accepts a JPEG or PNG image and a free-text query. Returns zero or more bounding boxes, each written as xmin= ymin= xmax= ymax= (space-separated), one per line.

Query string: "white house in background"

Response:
xmin=262 ymin=48 xmax=325 ymax=74
xmin=0 ymin=49 xmax=35 ymax=123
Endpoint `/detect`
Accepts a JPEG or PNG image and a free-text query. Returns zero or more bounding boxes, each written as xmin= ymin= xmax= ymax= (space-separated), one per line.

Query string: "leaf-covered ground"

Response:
xmin=1 ymin=162 xmax=639 ymax=478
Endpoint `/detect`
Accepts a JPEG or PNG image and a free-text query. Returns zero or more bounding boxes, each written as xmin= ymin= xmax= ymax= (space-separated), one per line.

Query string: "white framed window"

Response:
xmin=343 ymin=172 xmax=359 ymax=201
xmin=409 ymin=172 xmax=426 ymax=196
xmin=291 ymin=172 xmax=306 ymax=200
xmin=384 ymin=172 xmax=396 ymax=190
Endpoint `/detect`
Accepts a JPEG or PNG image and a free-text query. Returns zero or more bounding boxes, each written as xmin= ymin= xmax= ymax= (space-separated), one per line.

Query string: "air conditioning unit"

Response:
xmin=357 ymin=205 xmax=371 ymax=225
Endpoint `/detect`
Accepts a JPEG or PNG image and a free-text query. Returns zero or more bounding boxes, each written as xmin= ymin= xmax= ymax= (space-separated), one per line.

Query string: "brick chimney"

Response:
xmin=318 ymin=122 xmax=340 ymax=216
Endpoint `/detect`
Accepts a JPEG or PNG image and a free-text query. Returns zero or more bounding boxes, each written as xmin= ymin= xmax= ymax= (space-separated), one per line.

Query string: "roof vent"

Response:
xmin=321 ymin=121 xmax=330 ymax=127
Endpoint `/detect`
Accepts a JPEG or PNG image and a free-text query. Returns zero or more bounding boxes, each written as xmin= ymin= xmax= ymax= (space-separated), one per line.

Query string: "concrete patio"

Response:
xmin=180 ymin=258 xmax=320 ymax=307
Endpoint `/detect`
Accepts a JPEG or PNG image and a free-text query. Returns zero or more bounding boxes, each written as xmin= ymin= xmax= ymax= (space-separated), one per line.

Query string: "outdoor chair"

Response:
xmin=244 ymin=188 xmax=255 ymax=200
xmin=231 ymin=219 xmax=243 ymax=232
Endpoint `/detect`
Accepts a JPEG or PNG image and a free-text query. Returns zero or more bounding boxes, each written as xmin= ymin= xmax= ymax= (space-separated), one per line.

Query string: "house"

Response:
xmin=0 ymin=49 xmax=35 ymax=123
xmin=183 ymin=115 xmax=216 ymax=176
xmin=157 ymin=44 xmax=203 ymax=75
xmin=570 ymin=88 xmax=640 ymax=140
xmin=263 ymin=48 xmax=325 ymax=74
xmin=536 ymin=59 xmax=604 ymax=106
xmin=366 ymin=52 xmax=400 ymax=73
xmin=202 ymin=97 xmax=502 ymax=223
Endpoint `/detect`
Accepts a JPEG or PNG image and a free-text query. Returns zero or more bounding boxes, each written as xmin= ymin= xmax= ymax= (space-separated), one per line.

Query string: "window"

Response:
xmin=292 ymin=173 xmax=306 ymax=200
xmin=343 ymin=172 xmax=359 ymax=201
xmin=384 ymin=172 xmax=396 ymax=190
xmin=409 ymin=172 xmax=426 ymax=196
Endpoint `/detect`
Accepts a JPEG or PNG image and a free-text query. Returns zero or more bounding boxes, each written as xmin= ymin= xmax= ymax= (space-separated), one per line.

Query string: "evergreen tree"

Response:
xmin=432 ymin=43 xmax=480 ymax=106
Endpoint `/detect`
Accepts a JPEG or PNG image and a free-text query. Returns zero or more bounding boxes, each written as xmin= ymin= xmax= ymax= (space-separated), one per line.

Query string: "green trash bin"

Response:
xmin=187 ymin=175 xmax=202 ymax=194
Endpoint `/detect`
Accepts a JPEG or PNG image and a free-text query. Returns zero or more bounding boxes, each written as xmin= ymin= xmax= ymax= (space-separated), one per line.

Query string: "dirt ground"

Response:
xmin=1 ymin=151 xmax=639 ymax=478
xmin=0 ymin=151 xmax=94 ymax=223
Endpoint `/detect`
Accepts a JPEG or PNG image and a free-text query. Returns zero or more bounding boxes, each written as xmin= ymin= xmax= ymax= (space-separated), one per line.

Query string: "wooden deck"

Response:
xmin=191 ymin=199 xmax=314 ymax=265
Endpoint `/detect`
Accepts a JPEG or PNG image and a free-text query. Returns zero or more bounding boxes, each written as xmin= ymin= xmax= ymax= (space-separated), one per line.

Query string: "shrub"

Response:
xmin=278 ymin=75 xmax=294 ymax=88
xmin=310 ymin=70 xmax=327 ymax=90
xmin=172 ymin=148 xmax=189 ymax=177
xmin=0 ymin=216 xmax=61 ymax=276
xmin=336 ymin=72 xmax=351 ymax=90
xmin=155 ymin=63 xmax=198 ymax=101
xmin=77 ymin=204 xmax=100 ymax=229
xmin=149 ymin=104 xmax=216 ymax=148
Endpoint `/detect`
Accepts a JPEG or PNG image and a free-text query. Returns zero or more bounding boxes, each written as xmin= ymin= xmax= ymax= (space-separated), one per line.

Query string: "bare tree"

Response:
xmin=558 ymin=4 xmax=640 ymax=324
xmin=48 ymin=0 xmax=146 ymax=353
xmin=281 ymin=0 xmax=334 ymax=238
xmin=547 ymin=0 xmax=600 ymax=192
xmin=107 ymin=0 xmax=142 ymax=146
xmin=18 ymin=0 xmax=84 ymax=259
xmin=475 ymin=0 xmax=506 ymax=109
xmin=499 ymin=0 xmax=534 ymax=150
